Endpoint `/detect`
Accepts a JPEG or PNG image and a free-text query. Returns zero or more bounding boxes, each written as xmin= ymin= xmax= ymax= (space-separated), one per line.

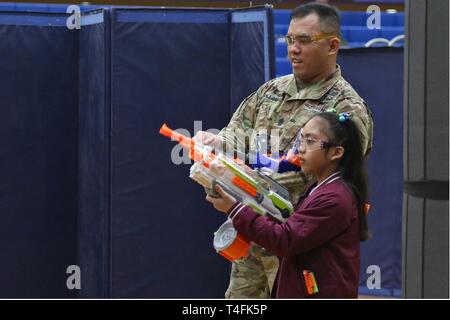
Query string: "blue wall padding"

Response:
xmin=80 ymin=7 xmax=273 ymax=298
xmin=230 ymin=8 xmax=274 ymax=112
xmin=0 ymin=6 xmax=271 ymax=298
xmin=338 ymin=47 xmax=403 ymax=296
xmin=109 ymin=9 xmax=232 ymax=298
xmin=0 ymin=12 xmax=78 ymax=298
xmin=78 ymin=10 xmax=110 ymax=298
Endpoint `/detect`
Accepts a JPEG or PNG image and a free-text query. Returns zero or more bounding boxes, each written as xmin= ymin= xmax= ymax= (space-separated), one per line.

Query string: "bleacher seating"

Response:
xmin=273 ymin=9 xmax=405 ymax=76
xmin=340 ymin=11 xmax=368 ymax=26
xmin=273 ymin=9 xmax=291 ymax=25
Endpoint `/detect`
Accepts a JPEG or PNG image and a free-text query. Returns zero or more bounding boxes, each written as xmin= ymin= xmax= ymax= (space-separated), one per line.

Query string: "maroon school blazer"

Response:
xmin=230 ymin=178 xmax=361 ymax=298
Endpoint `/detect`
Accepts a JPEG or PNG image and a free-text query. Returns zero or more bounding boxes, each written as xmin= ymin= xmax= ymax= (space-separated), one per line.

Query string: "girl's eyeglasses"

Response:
xmin=291 ymin=129 xmax=336 ymax=153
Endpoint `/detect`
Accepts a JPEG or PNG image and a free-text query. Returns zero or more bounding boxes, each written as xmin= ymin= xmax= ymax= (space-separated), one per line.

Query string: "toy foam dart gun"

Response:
xmin=248 ymin=132 xmax=302 ymax=173
xmin=249 ymin=151 xmax=301 ymax=173
xmin=159 ymin=123 xmax=294 ymax=223
xmin=231 ymin=134 xmax=302 ymax=173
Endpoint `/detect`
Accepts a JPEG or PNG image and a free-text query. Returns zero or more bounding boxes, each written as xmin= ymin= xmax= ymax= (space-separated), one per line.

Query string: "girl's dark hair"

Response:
xmin=311 ymin=112 xmax=371 ymax=241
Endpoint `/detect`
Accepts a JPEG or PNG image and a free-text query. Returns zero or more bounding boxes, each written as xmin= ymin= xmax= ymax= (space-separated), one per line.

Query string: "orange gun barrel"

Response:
xmin=160 ymin=123 xmax=216 ymax=164
xmin=282 ymin=154 xmax=301 ymax=168
xmin=159 ymin=123 xmax=192 ymax=150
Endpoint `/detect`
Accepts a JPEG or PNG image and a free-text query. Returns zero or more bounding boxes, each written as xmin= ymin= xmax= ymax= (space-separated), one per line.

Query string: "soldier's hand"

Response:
xmin=286 ymin=149 xmax=296 ymax=162
xmin=193 ymin=131 xmax=222 ymax=149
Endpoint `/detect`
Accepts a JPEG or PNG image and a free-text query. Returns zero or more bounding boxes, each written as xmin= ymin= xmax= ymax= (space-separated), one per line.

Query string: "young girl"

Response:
xmin=206 ymin=112 xmax=370 ymax=298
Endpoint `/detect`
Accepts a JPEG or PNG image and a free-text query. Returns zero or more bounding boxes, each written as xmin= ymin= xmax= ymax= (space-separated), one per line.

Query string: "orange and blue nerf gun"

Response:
xmin=159 ymin=123 xmax=294 ymax=222
xmin=250 ymin=151 xmax=301 ymax=173
xmin=159 ymin=123 xmax=302 ymax=173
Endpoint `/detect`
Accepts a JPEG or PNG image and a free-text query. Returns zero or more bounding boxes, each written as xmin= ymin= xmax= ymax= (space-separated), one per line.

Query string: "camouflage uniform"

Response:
xmin=218 ymin=65 xmax=374 ymax=299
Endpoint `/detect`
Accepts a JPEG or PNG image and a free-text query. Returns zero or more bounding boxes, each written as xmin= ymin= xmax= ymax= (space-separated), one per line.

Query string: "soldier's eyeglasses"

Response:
xmin=285 ymin=32 xmax=338 ymax=47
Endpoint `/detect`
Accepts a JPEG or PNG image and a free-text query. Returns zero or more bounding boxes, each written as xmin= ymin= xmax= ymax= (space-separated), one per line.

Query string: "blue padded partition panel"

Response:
xmin=104 ymin=7 xmax=260 ymax=298
xmin=109 ymin=8 xmax=231 ymax=298
xmin=0 ymin=5 xmax=274 ymax=298
xmin=106 ymin=6 xmax=273 ymax=298
xmin=0 ymin=2 xmax=102 ymax=13
xmin=78 ymin=9 xmax=111 ymax=298
xmin=230 ymin=6 xmax=275 ymax=113
xmin=338 ymin=47 xmax=403 ymax=297
xmin=0 ymin=11 xmax=78 ymax=298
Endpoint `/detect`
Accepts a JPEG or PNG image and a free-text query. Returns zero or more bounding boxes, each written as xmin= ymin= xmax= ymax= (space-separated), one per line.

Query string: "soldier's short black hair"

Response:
xmin=290 ymin=2 xmax=341 ymax=37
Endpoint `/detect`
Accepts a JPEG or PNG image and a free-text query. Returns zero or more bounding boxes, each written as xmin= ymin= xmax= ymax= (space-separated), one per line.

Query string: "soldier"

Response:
xmin=195 ymin=2 xmax=374 ymax=298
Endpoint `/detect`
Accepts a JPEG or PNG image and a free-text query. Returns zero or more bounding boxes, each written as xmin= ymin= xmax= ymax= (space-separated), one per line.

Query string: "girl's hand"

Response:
xmin=205 ymin=185 xmax=237 ymax=214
